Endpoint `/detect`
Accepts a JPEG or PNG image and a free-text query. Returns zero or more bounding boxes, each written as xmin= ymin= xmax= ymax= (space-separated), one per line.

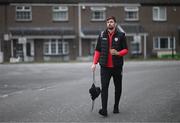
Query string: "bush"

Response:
xmin=160 ymin=53 xmax=180 ymax=59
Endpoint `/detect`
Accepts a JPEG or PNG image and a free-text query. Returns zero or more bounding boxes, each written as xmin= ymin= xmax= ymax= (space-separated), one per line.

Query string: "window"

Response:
xmin=90 ymin=41 xmax=96 ymax=55
xmin=44 ymin=39 xmax=69 ymax=55
xmin=160 ymin=38 xmax=168 ymax=48
xmin=153 ymin=7 xmax=167 ymax=21
xmin=52 ymin=6 xmax=68 ymax=21
xmin=131 ymin=35 xmax=141 ymax=54
xmin=16 ymin=44 xmax=23 ymax=58
xmin=153 ymin=37 xmax=175 ymax=50
xmin=51 ymin=40 xmax=56 ymax=54
xmin=16 ymin=6 xmax=32 ymax=21
xmin=124 ymin=7 xmax=139 ymax=21
xmin=58 ymin=41 xmax=63 ymax=54
xmin=91 ymin=7 xmax=106 ymax=21
xmin=44 ymin=42 xmax=50 ymax=54
xmin=131 ymin=43 xmax=140 ymax=54
xmin=63 ymin=42 xmax=69 ymax=54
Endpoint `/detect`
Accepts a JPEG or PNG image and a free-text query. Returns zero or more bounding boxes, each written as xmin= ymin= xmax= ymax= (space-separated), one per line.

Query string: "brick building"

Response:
xmin=0 ymin=0 xmax=180 ymax=62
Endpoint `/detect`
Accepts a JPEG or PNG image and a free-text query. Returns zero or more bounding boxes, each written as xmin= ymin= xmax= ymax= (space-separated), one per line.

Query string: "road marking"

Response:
xmin=0 ymin=94 xmax=8 ymax=98
xmin=0 ymin=87 xmax=53 ymax=99
xmin=39 ymin=88 xmax=46 ymax=91
xmin=0 ymin=91 xmax=24 ymax=99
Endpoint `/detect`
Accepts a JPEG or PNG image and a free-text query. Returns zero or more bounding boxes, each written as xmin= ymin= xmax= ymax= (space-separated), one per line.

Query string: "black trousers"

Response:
xmin=100 ymin=66 xmax=122 ymax=111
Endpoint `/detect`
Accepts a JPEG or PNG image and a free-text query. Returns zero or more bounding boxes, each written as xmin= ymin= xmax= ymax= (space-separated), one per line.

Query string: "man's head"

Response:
xmin=106 ymin=16 xmax=117 ymax=31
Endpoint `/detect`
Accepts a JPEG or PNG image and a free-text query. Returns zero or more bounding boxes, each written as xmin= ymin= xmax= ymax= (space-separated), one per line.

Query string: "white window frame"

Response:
xmin=153 ymin=36 xmax=176 ymax=50
xmin=16 ymin=5 xmax=32 ymax=21
xmin=91 ymin=7 xmax=106 ymax=21
xmin=52 ymin=6 xmax=68 ymax=21
xmin=153 ymin=7 xmax=167 ymax=21
xmin=124 ymin=7 xmax=139 ymax=21
xmin=44 ymin=39 xmax=69 ymax=55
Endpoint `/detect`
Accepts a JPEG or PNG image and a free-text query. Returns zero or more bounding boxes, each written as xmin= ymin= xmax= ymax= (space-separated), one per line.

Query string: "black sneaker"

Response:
xmin=99 ymin=109 xmax=108 ymax=117
xmin=113 ymin=106 xmax=119 ymax=114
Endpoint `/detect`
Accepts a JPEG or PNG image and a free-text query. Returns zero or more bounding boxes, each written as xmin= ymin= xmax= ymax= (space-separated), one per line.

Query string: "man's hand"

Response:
xmin=110 ymin=49 xmax=119 ymax=55
xmin=91 ymin=63 xmax=96 ymax=72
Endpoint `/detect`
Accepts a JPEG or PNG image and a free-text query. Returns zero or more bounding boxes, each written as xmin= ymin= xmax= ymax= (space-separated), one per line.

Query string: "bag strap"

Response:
xmin=91 ymin=100 xmax=94 ymax=112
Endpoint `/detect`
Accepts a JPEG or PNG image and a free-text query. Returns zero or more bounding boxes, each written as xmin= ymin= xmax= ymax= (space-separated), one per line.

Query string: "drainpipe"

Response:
xmin=78 ymin=4 xmax=82 ymax=57
xmin=2 ymin=3 xmax=8 ymax=63
xmin=144 ymin=34 xmax=147 ymax=59
xmin=171 ymin=32 xmax=174 ymax=59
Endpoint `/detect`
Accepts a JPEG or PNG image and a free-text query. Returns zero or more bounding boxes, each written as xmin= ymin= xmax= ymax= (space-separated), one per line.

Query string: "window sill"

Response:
xmin=125 ymin=19 xmax=139 ymax=22
xmin=91 ymin=19 xmax=105 ymax=22
xmin=44 ymin=54 xmax=69 ymax=56
xmin=16 ymin=20 xmax=32 ymax=22
xmin=152 ymin=19 xmax=167 ymax=22
xmin=52 ymin=20 xmax=69 ymax=23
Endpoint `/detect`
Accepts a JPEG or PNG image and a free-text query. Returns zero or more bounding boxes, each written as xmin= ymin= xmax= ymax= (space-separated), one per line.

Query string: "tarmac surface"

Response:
xmin=0 ymin=61 xmax=180 ymax=122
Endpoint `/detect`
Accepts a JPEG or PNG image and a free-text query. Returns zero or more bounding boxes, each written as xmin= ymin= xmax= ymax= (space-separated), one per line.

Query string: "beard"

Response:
xmin=108 ymin=26 xmax=114 ymax=30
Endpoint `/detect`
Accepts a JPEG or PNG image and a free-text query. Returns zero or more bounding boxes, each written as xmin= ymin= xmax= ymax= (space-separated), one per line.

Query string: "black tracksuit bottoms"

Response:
xmin=100 ymin=66 xmax=122 ymax=111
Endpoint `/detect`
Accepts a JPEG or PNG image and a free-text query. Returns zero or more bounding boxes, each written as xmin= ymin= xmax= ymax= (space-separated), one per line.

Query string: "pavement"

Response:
xmin=0 ymin=61 xmax=180 ymax=122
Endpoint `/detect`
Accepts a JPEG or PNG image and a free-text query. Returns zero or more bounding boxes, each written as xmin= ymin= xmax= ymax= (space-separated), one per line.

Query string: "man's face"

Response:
xmin=106 ymin=19 xmax=116 ymax=30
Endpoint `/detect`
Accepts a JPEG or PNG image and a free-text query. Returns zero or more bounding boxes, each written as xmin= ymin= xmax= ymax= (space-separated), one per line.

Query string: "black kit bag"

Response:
xmin=89 ymin=71 xmax=101 ymax=111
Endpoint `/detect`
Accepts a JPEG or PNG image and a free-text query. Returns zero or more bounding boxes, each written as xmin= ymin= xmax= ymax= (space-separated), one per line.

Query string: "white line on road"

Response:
xmin=0 ymin=86 xmax=57 ymax=99
xmin=39 ymin=88 xmax=46 ymax=91
xmin=0 ymin=94 xmax=8 ymax=98
xmin=0 ymin=91 xmax=24 ymax=99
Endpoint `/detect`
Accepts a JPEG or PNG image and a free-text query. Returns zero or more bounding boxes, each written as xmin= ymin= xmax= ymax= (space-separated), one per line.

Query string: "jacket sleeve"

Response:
xmin=118 ymin=49 xmax=128 ymax=56
xmin=118 ymin=33 xmax=128 ymax=56
xmin=93 ymin=50 xmax=100 ymax=64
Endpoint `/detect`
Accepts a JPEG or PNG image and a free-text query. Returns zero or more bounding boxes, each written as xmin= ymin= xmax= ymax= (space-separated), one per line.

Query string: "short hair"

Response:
xmin=106 ymin=16 xmax=116 ymax=22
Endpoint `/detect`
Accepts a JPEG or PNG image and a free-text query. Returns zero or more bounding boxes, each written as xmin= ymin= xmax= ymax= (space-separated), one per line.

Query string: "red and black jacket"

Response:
xmin=93 ymin=28 xmax=128 ymax=67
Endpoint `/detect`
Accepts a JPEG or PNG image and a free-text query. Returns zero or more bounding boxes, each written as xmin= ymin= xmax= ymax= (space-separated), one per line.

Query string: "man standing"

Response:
xmin=91 ymin=16 xmax=128 ymax=117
